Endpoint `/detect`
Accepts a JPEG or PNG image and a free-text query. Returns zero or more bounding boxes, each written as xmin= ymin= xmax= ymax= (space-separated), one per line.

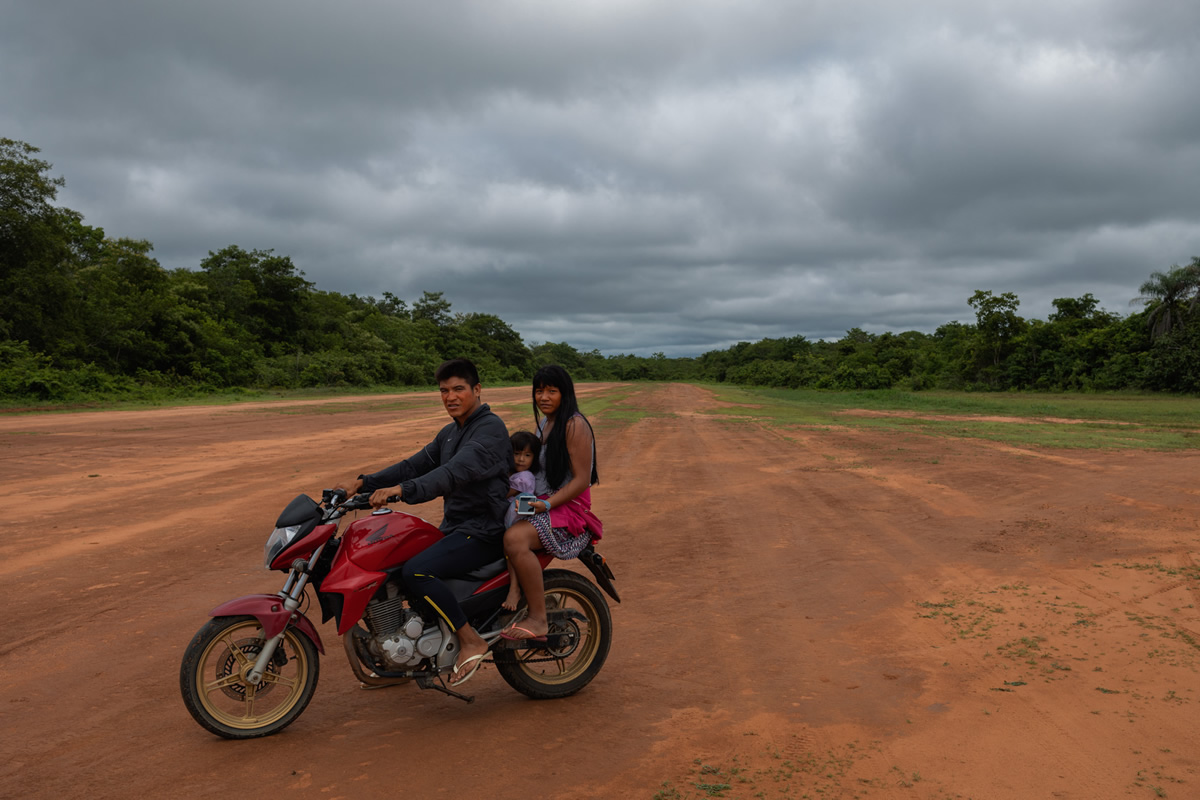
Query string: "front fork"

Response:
xmin=218 ymin=543 xmax=327 ymax=686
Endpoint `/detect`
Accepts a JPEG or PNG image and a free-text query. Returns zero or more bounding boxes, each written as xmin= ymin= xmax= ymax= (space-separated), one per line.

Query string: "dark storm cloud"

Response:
xmin=4 ymin=0 xmax=1200 ymax=355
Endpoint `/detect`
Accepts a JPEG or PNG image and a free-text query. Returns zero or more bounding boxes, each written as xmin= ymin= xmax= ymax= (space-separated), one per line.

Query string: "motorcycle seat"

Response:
xmin=461 ymin=557 xmax=507 ymax=581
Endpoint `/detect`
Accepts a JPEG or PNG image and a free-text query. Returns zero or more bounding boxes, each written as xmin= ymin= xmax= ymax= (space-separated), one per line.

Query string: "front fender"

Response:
xmin=209 ymin=594 xmax=325 ymax=654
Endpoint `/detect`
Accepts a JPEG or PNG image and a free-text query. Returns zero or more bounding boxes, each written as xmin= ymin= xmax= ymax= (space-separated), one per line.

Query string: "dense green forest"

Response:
xmin=3 ymin=137 xmax=1200 ymax=402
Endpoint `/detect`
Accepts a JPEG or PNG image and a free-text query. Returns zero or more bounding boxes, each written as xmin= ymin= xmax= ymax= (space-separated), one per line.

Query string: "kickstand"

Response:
xmin=417 ymin=674 xmax=475 ymax=703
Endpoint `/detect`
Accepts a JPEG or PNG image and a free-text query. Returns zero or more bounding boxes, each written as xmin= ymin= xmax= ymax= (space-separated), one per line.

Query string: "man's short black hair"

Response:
xmin=435 ymin=358 xmax=480 ymax=387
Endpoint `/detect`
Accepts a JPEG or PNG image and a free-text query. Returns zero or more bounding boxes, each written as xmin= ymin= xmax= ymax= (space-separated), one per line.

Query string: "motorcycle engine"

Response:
xmin=363 ymin=589 xmax=443 ymax=669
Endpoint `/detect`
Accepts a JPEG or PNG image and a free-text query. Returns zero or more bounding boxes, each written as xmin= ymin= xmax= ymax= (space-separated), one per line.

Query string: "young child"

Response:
xmin=502 ymin=431 xmax=541 ymax=611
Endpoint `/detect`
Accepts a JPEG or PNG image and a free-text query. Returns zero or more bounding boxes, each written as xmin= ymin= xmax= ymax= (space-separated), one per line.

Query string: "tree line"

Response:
xmin=693 ymin=279 xmax=1200 ymax=393
xmin=3 ymin=137 xmax=1200 ymax=401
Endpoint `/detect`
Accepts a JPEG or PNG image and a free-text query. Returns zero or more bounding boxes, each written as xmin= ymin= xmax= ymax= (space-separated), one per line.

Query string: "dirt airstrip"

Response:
xmin=2 ymin=383 xmax=1199 ymax=799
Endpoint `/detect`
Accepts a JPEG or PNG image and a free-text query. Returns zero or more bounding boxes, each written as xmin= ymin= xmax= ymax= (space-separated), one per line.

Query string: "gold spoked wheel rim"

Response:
xmin=512 ymin=584 xmax=602 ymax=685
xmin=194 ymin=619 xmax=311 ymax=731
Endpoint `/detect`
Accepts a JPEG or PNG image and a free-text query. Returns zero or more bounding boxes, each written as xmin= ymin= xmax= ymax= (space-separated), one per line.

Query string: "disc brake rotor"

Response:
xmin=216 ymin=636 xmax=284 ymax=700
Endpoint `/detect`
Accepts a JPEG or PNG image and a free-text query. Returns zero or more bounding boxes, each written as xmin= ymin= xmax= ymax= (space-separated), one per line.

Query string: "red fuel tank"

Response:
xmin=341 ymin=510 xmax=443 ymax=572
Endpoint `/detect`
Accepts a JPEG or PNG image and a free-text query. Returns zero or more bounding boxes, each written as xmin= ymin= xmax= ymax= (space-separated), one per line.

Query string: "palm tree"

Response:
xmin=1132 ymin=258 xmax=1200 ymax=339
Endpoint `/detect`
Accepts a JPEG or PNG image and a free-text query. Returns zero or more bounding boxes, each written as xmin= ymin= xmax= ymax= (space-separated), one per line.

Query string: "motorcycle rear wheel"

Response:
xmin=180 ymin=615 xmax=319 ymax=739
xmin=495 ymin=569 xmax=611 ymax=699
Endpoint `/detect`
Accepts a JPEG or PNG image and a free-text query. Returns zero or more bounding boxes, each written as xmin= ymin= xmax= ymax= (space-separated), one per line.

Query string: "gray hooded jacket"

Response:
xmin=359 ymin=402 xmax=513 ymax=541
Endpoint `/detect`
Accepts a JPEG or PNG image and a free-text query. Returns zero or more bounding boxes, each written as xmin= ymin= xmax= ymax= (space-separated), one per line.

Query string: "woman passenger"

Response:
xmin=500 ymin=365 xmax=602 ymax=641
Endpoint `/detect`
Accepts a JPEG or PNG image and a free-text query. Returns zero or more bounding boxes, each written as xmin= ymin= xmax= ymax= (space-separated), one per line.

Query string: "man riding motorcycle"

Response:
xmin=335 ymin=357 xmax=512 ymax=687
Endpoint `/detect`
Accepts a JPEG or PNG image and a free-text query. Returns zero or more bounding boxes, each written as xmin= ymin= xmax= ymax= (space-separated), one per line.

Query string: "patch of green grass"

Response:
xmin=698 ymin=384 xmax=1200 ymax=450
xmin=720 ymin=385 xmax=1200 ymax=424
xmin=499 ymin=385 xmax=671 ymax=428
xmin=653 ymin=783 xmax=684 ymax=800
xmin=578 ymin=386 xmax=670 ymax=424
xmin=915 ymin=596 xmax=1007 ymax=640
xmin=246 ymin=397 xmax=431 ymax=416
xmin=996 ymin=635 xmax=1046 ymax=661
xmin=651 ymin=739 xmax=942 ymax=799
xmin=1113 ymin=560 xmax=1200 ymax=581
xmin=0 ymin=384 xmax=435 ymax=415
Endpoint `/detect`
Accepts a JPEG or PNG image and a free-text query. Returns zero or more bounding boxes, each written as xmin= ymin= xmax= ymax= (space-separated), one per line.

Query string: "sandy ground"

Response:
xmin=2 ymin=383 xmax=1199 ymax=800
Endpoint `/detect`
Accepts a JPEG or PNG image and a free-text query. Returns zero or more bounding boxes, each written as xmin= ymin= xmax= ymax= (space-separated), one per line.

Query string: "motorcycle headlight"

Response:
xmin=264 ymin=524 xmax=302 ymax=569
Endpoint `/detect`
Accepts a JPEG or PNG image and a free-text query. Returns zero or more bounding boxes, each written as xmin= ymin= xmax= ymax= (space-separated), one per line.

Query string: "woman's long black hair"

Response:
xmin=533 ymin=365 xmax=599 ymax=489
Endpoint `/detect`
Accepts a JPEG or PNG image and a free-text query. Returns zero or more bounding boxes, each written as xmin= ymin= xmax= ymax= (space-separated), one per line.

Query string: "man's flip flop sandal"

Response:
xmin=449 ymin=653 xmax=486 ymax=687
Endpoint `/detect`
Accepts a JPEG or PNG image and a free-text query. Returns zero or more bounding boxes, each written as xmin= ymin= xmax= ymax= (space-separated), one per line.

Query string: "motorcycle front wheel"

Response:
xmin=494 ymin=569 xmax=612 ymax=699
xmin=180 ymin=615 xmax=319 ymax=739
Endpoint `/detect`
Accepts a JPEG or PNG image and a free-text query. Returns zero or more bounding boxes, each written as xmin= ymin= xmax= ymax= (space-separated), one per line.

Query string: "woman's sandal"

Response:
xmin=499 ymin=624 xmax=547 ymax=642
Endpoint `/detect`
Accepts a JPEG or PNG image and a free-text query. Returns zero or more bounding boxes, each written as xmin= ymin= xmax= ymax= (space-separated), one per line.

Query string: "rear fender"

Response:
xmin=209 ymin=594 xmax=325 ymax=654
xmin=578 ymin=546 xmax=620 ymax=603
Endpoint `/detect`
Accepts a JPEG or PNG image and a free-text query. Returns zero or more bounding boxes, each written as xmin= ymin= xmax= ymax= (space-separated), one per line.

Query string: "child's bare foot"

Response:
xmin=501 ymin=586 xmax=522 ymax=611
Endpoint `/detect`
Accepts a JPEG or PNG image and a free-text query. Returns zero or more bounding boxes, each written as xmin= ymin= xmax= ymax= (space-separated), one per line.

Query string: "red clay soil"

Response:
xmin=2 ymin=383 xmax=1199 ymax=799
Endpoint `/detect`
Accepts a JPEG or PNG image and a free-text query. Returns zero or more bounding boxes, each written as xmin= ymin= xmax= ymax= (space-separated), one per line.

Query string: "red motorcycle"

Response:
xmin=179 ymin=489 xmax=618 ymax=739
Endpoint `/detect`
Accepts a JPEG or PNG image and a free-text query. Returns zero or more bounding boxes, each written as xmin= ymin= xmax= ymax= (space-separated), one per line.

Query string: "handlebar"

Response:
xmin=319 ymin=489 xmax=399 ymax=515
xmin=338 ymin=493 xmax=374 ymax=511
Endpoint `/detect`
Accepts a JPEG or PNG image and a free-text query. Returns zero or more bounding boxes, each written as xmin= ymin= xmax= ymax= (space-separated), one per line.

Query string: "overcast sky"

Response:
xmin=4 ymin=1 xmax=1200 ymax=356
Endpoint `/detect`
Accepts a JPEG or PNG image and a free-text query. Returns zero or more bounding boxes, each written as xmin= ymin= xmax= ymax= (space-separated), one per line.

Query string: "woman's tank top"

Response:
xmin=534 ymin=414 xmax=595 ymax=495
